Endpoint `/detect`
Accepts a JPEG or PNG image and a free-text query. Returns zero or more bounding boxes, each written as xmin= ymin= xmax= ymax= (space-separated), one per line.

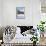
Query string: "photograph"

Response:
xmin=0 ymin=0 xmax=46 ymax=46
xmin=16 ymin=7 xmax=25 ymax=19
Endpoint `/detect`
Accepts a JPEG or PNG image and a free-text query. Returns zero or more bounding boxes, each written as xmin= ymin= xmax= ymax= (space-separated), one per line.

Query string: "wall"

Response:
xmin=32 ymin=0 xmax=41 ymax=28
xmin=0 ymin=0 xmax=41 ymax=27
xmin=0 ymin=0 xmax=3 ymax=26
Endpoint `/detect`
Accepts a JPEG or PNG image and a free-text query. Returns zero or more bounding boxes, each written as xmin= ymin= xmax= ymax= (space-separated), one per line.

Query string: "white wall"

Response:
xmin=0 ymin=0 xmax=3 ymax=26
xmin=0 ymin=0 xmax=41 ymax=27
xmin=32 ymin=0 xmax=41 ymax=27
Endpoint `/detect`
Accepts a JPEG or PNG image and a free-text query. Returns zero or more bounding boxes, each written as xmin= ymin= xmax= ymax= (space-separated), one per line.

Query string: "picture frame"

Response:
xmin=16 ymin=7 xmax=25 ymax=19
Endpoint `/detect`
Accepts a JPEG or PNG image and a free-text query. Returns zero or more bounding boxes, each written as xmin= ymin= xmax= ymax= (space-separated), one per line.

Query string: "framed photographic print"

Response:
xmin=16 ymin=7 xmax=25 ymax=19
